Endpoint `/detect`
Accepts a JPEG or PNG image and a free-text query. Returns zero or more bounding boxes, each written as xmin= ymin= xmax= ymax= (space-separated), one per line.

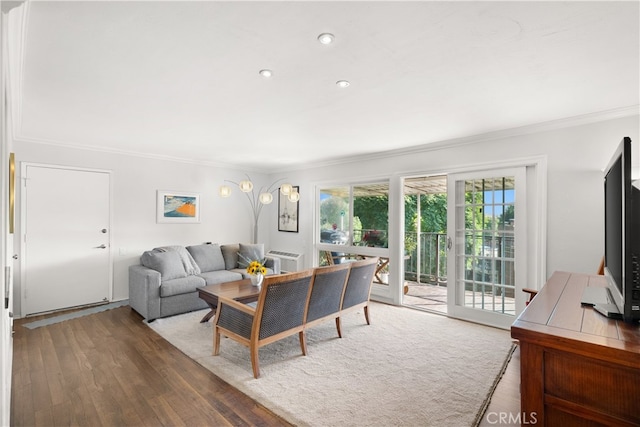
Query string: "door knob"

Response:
xmin=101 ymin=229 xmax=107 ymax=233
xmin=95 ymin=244 xmax=107 ymax=249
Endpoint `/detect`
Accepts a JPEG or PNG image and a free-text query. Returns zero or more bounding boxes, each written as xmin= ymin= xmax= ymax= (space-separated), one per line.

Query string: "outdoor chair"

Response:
xmin=305 ymin=262 xmax=351 ymax=337
xmin=213 ymin=270 xmax=314 ymax=379
xmin=338 ymin=256 xmax=378 ymax=335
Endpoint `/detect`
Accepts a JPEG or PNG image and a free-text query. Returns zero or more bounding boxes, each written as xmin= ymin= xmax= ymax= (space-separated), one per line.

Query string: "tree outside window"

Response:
xmin=319 ymin=183 xmax=389 ymax=248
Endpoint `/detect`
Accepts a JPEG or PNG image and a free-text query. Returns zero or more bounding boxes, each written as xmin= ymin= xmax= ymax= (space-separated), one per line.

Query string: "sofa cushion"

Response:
xmin=159 ymin=275 xmax=207 ymax=298
xmin=187 ymin=244 xmax=225 ymax=272
xmin=221 ymin=244 xmax=240 ymax=270
xmin=198 ymin=270 xmax=244 ymax=286
xmin=141 ymin=250 xmax=187 ymax=281
xmin=237 ymin=243 xmax=265 ymax=268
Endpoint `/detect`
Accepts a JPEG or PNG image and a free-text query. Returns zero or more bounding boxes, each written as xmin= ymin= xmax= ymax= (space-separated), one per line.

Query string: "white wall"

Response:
xmin=268 ymin=114 xmax=640 ymax=281
xmin=12 ymin=114 xmax=640 ymax=315
xmin=12 ymin=142 xmax=275 ymax=315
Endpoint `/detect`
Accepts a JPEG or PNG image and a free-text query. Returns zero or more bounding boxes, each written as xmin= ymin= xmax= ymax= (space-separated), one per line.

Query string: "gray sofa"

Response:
xmin=129 ymin=243 xmax=280 ymax=321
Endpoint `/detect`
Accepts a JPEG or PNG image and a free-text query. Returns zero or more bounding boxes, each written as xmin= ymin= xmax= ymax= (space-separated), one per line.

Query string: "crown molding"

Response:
xmin=1 ymin=1 xmax=25 ymax=14
xmin=396 ymin=104 xmax=640 ymax=154
xmin=13 ymin=105 xmax=639 ymax=175
xmin=280 ymin=105 xmax=640 ymax=173
xmin=4 ymin=0 xmax=29 ymax=136
xmin=11 ymin=134 xmax=274 ymax=173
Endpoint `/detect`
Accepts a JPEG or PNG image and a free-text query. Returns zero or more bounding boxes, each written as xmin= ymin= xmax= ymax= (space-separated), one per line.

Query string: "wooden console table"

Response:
xmin=511 ymin=271 xmax=640 ymax=426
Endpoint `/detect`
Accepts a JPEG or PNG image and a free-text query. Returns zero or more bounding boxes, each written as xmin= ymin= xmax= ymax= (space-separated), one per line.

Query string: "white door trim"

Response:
xmin=20 ymin=162 xmax=113 ymax=317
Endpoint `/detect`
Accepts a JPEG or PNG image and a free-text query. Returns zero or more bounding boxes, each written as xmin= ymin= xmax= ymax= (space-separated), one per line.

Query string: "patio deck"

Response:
xmin=403 ymin=282 xmax=516 ymax=316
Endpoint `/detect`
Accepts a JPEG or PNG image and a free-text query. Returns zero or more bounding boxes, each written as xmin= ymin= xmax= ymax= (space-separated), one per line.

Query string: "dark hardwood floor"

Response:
xmin=11 ymin=304 xmax=520 ymax=426
xmin=11 ymin=306 xmax=291 ymax=426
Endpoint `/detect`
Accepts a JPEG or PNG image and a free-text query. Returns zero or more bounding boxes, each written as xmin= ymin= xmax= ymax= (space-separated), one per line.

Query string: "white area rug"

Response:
xmin=148 ymin=302 xmax=514 ymax=427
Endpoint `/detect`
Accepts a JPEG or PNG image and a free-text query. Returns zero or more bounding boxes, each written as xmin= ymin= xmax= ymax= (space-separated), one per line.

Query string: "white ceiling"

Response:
xmin=14 ymin=1 xmax=640 ymax=171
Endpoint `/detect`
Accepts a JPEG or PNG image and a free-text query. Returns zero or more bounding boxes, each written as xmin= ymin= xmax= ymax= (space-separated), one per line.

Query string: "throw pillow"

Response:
xmin=238 ymin=243 xmax=265 ymax=268
xmin=140 ymin=250 xmax=187 ymax=281
xmin=220 ymin=244 xmax=240 ymax=270
xmin=154 ymin=246 xmax=201 ymax=276
xmin=186 ymin=244 xmax=225 ymax=273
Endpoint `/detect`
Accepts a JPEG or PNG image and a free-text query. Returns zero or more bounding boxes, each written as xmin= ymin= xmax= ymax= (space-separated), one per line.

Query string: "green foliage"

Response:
xmin=353 ymin=196 xmax=388 ymax=230
xmin=498 ymin=205 xmax=515 ymax=228
xmin=320 ymin=196 xmax=348 ymax=230
xmin=404 ymin=193 xmax=447 ymax=234
xmin=320 ymin=193 xmax=385 ymax=245
xmin=404 ymin=193 xmax=447 ymax=254
xmin=354 ymin=196 xmax=389 ymax=247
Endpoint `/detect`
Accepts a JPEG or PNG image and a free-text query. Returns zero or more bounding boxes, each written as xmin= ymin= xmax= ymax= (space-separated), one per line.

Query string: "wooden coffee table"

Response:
xmin=197 ymin=279 xmax=261 ymax=323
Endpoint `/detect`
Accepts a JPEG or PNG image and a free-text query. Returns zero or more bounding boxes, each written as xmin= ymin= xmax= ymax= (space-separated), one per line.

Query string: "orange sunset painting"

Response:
xmin=163 ymin=195 xmax=197 ymax=218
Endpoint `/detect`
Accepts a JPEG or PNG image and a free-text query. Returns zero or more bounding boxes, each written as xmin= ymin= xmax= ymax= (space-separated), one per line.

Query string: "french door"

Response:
xmin=446 ymin=168 xmax=527 ymax=329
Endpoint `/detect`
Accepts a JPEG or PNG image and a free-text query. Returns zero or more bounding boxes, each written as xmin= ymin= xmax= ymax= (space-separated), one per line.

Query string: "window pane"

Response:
xmin=354 ymin=183 xmax=389 ymax=248
xmin=319 ymin=187 xmax=350 ymax=245
xmin=457 ymin=175 xmax=516 ymax=315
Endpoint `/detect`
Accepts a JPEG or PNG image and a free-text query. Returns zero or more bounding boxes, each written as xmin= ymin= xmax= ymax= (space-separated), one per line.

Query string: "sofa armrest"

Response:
xmin=129 ymin=264 xmax=162 ymax=321
xmin=264 ymin=256 xmax=281 ymax=274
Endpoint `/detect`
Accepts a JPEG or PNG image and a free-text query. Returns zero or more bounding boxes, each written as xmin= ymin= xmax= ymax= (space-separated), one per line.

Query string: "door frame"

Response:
xmin=20 ymin=162 xmax=113 ymax=317
xmin=393 ymin=156 xmax=547 ymax=325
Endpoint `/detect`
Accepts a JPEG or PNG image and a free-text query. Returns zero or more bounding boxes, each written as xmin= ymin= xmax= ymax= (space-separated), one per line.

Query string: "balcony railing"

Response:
xmin=404 ymin=232 xmax=448 ymax=286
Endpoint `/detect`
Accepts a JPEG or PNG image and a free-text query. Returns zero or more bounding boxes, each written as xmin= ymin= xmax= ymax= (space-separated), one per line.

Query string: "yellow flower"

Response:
xmin=247 ymin=260 xmax=267 ymax=275
xmin=238 ymin=252 xmax=267 ymax=275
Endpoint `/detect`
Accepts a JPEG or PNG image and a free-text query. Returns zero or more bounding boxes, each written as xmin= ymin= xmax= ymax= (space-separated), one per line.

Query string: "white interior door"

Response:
xmin=23 ymin=164 xmax=111 ymax=316
xmin=446 ymin=168 xmax=527 ymax=329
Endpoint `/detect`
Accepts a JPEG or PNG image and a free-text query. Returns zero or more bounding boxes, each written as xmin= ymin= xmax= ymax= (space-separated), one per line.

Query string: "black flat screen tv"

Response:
xmin=603 ymin=136 xmax=640 ymax=323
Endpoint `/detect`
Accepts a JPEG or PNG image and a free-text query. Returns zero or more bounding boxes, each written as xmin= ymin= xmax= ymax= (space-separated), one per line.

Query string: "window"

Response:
xmin=319 ymin=186 xmax=351 ymax=245
xmin=318 ymin=183 xmax=389 ymax=248
xmin=353 ymin=184 xmax=389 ymax=248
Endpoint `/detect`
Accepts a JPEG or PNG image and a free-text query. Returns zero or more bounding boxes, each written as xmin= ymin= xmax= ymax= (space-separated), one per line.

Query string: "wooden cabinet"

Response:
xmin=511 ymin=271 xmax=640 ymax=426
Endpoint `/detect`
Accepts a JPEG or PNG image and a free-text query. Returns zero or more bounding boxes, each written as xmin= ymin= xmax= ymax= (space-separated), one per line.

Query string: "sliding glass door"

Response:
xmin=446 ymin=168 xmax=527 ymax=329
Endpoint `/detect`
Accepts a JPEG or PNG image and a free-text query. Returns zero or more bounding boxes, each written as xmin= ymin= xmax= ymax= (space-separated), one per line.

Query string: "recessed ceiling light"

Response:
xmin=336 ymin=80 xmax=350 ymax=88
xmin=317 ymin=33 xmax=335 ymax=45
xmin=259 ymin=69 xmax=273 ymax=78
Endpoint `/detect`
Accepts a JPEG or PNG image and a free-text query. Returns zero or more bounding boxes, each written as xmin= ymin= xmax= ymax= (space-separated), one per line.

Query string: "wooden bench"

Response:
xmin=213 ymin=257 xmax=378 ymax=378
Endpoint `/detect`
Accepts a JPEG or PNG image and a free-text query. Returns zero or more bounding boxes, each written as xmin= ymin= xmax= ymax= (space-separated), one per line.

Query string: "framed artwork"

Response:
xmin=157 ymin=191 xmax=200 ymax=223
xmin=278 ymin=186 xmax=299 ymax=232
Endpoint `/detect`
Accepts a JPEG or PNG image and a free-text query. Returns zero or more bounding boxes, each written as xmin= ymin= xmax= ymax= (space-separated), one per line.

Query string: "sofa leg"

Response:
xmin=364 ymin=305 xmax=371 ymax=325
xmin=335 ymin=317 xmax=343 ymax=338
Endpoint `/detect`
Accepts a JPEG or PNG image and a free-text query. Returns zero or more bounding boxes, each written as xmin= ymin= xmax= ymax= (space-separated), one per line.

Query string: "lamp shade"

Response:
xmin=288 ymin=190 xmax=300 ymax=203
xmin=280 ymin=184 xmax=293 ymax=195
xmin=259 ymin=192 xmax=273 ymax=204
xmin=239 ymin=180 xmax=254 ymax=192
xmin=219 ymin=185 xmax=232 ymax=197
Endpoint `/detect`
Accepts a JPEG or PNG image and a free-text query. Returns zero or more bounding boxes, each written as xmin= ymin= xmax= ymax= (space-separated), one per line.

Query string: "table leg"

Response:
xmin=199 ymin=298 xmax=218 ymax=323
xmin=200 ymin=309 xmax=216 ymax=323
